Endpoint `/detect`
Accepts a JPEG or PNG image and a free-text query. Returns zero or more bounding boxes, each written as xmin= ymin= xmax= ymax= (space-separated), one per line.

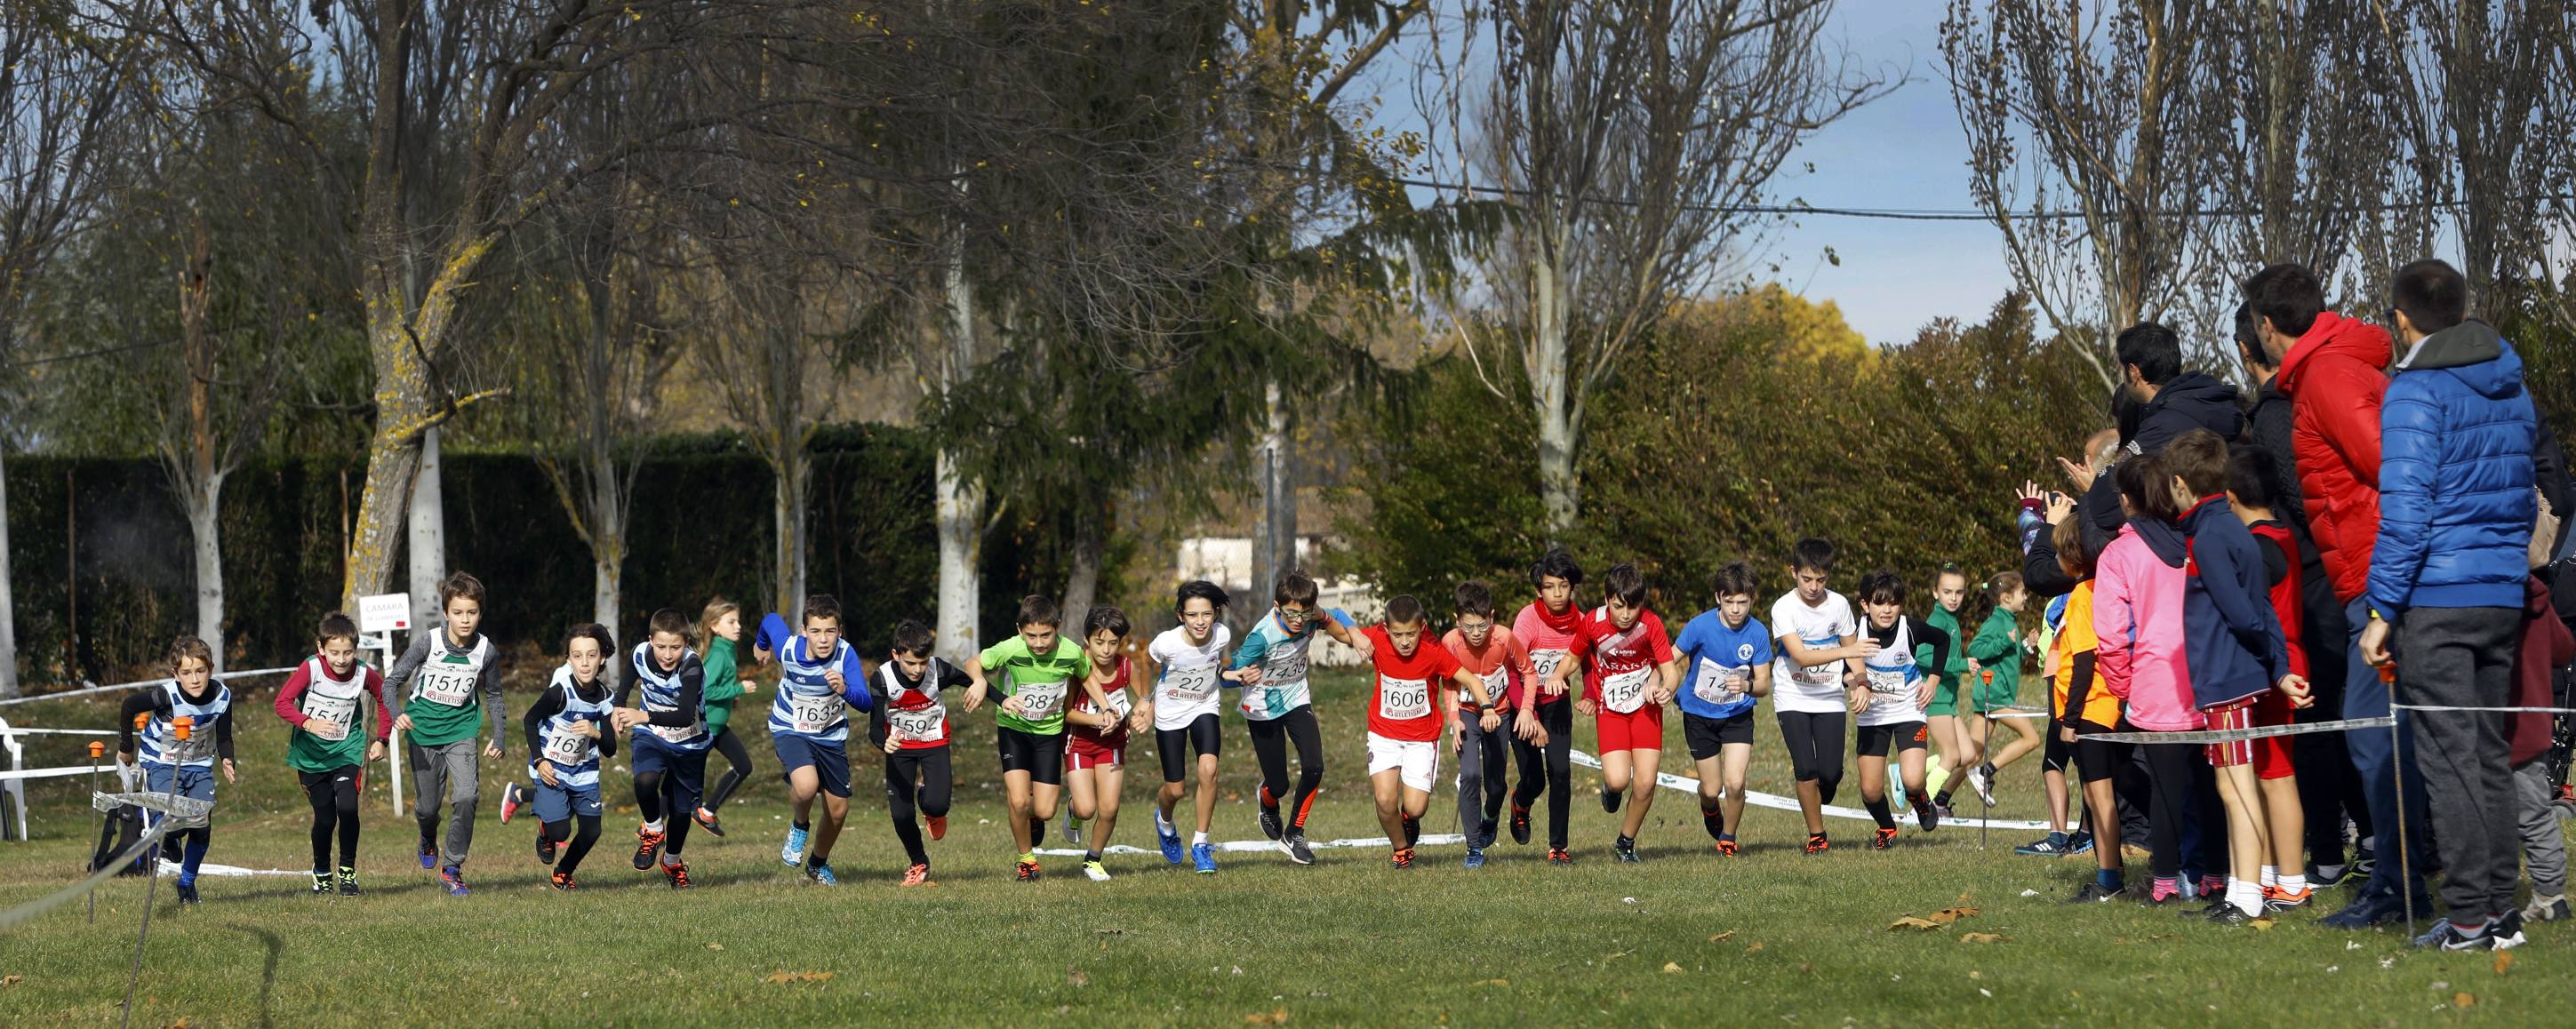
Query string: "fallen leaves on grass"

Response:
xmin=2494 ymin=951 xmax=2515 ymax=976
xmin=1602 ymin=951 xmax=1626 ymax=962
xmin=1472 ymin=979 xmax=1509 ymax=987
xmin=2248 ymin=919 xmax=2275 ymax=931
xmin=707 ymin=943 xmax=724 ymax=951
xmin=1958 ymin=933 xmax=2005 ymax=945
xmin=1244 ymin=1009 xmax=1290 ymax=1025
xmin=1929 ymin=906 xmax=1979 ymax=924
xmin=1661 ymin=962 xmax=1684 ymax=974
xmin=2453 ymin=993 xmax=2476 ymax=1009
xmin=1743 ymin=942 xmax=1764 ymax=953
xmin=1068 ymin=968 xmax=1090 ymax=987
xmin=0 ymin=975 xmax=20 ymax=988
xmin=1889 ymin=917 xmax=1940 ymax=931
xmin=1708 ymin=930 xmax=1736 ymax=942
xmin=763 ymin=971 xmax=835 ymax=985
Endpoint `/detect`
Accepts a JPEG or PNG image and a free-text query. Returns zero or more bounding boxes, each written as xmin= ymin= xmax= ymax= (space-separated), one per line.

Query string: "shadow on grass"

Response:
xmin=227 ymin=922 xmax=284 ymax=1028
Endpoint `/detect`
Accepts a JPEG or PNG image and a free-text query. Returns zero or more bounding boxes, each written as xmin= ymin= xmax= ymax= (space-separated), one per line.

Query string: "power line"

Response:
xmin=1389 ymin=175 xmax=2576 ymax=222
xmin=5 ymin=336 xmax=180 ymax=369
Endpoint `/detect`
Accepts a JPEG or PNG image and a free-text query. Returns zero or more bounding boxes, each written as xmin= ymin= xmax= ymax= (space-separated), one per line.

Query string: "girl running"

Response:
xmin=691 ymin=598 xmax=761 ymax=837
xmin=1065 ymin=605 xmax=1143 ymax=881
xmin=1924 ymin=566 xmax=1977 ymax=813
xmin=1963 ymin=573 xmax=2040 ymax=806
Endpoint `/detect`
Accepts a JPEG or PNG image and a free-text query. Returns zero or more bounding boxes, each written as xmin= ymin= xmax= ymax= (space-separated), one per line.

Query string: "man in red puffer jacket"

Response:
xmin=2247 ymin=261 xmax=2431 ymax=928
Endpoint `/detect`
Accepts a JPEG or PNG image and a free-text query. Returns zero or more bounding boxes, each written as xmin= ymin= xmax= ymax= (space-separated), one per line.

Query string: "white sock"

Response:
xmin=2280 ymin=873 xmax=2308 ymax=892
xmin=2228 ymin=879 xmax=2263 ymax=916
xmin=1156 ymin=809 xmax=1173 ymax=833
xmin=2260 ymin=865 xmax=2277 ymax=889
xmin=643 ymin=818 xmax=665 ymax=834
xmin=1191 ymin=831 xmax=1209 ymax=846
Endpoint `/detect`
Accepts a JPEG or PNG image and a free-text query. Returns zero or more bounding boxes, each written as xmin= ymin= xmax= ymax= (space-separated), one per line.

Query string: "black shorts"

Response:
xmin=996 ymin=726 xmax=1066 ymax=786
xmin=2070 ymin=719 xmax=2124 ymax=784
xmin=1156 ymin=712 xmax=1223 ymax=784
xmin=1855 ymin=720 xmax=1929 ymax=758
xmin=1683 ymin=711 xmax=1756 ymax=761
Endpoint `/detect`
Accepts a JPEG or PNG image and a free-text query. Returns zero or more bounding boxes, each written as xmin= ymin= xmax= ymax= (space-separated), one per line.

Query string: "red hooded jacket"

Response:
xmin=2274 ymin=312 xmax=2393 ymax=603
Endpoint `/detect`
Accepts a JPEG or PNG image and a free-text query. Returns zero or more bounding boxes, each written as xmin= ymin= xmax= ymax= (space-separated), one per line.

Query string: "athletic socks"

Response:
xmin=2279 ymin=872 xmax=2308 ymax=893
xmin=1933 ymin=788 xmax=1955 ymax=808
xmin=2226 ymin=878 xmax=2263 ymax=917
xmin=2260 ymin=864 xmax=2277 ymax=889
xmin=1700 ymin=796 xmax=1724 ymax=841
xmin=2096 ymin=868 xmax=2124 ymax=892
xmin=1863 ymin=795 xmax=1896 ymax=830
xmin=644 ymin=818 xmax=667 ymax=834
xmin=2149 ymin=876 xmax=2180 ymax=902
xmin=1191 ymin=831 xmax=1209 ymax=846
xmin=180 ymin=834 xmax=209 ymax=884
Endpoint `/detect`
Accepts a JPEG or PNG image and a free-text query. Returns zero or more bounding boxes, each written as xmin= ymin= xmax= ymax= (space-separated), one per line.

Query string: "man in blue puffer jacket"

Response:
xmin=2357 ymin=259 xmax=2538 ymax=952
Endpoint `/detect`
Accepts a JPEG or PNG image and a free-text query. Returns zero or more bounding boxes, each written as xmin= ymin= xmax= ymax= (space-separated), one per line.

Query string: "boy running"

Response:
xmin=965 ymin=595 xmax=1091 ymax=881
xmin=766 ymin=594 xmax=878 ymax=884
xmin=1140 ymin=581 xmax=1256 ymax=873
xmin=1771 ymin=538 xmax=1876 ymax=855
xmin=1228 ymin=570 xmax=1372 ymax=865
xmin=1851 ymin=570 xmax=1953 ymax=850
xmin=381 ymin=571 xmax=506 ymax=896
xmin=1671 ymin=563 xmax=1772 ymax=856
xmin=513 ymin=624 xmax=618 ymax=889
xmin=274 ymin=612 xmax=388 ymax=896
xmin=1508 ymin=548 xmax=1586 ymax=862
xmin=612 ymin=609 xmax=718 ymax=888
xmin=1541 ymin=562 xmax=1680 ymax=863
xmin=117 ymin=636 xmax=236 ymax=905
xmin=1364 ymin=594 xmax=1493 ymax=869
xmin=1443 ymin=580 xmax=1538 ymax=868
xmin=1065 ymin=605 xmax=1146 ymax=881
xmin=870 ymin=618 xmax=968 ymax=887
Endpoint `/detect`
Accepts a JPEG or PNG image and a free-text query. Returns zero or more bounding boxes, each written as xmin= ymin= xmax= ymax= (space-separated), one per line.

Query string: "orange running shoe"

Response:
xmin=902 ymin=863 xmax=932 ymax=887
xmin=1716 ymin=839 xmax=1740 ymax=858
xmin=2264 ymin=884 xmax=2315 ymax=910
xmin=1390 ymin=847 xmax=1416 ymax=870
xmin=631 ymin=827 xmax=666 ymax=871
xmin=661 ymin=860 xmax=692 ymax=889
xmin=928 ymin=815 xmax=948 ymax=842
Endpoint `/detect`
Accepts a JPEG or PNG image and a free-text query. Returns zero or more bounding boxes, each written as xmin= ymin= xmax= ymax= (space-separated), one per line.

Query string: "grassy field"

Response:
xmin=0 ymin=669 xmax=2567 ymax=1026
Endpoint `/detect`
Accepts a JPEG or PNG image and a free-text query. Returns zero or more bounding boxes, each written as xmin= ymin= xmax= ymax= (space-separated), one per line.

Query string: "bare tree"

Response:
xmin=2204 ymin=0 xmax=2401 ymax=304
xmin=2386 ymin=0 xmax=2569 ymax=316
xmin=1436 ymin=0 xmax=1884 ymax=535
xmin=1943 ymin=0 xmax=2228 ymax=386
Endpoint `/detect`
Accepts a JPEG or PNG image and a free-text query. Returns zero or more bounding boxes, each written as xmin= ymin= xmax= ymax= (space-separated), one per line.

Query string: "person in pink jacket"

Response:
xmin=2092 ymin=453 xmax=2204 ymax=905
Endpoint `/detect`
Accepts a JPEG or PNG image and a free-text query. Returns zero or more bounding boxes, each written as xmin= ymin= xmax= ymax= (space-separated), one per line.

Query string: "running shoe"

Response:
xmin=2014 ymin=833 xmax=2069 ymax=857
xmin=1966 ymin=765 xmax=1996 ymax=807
xmin=1804 ymin=833 xmax=1829 ymax=856
xmin=2205 ymin=903 xmax=2260 ymax=926
xmin=1391 ymin=847 xmax=1416 ymax=870
xmin=1612 ymin=837 xmax=1641 ymax=864
xmin=2522 ymin=893 xmax=2570 ymax=922
xmin=1156 ymin=810 xmax=1184 ymax=865
xmin=902 ymin=863 xmax=932 ymax=887
xmin=2492 ymin=910 xmax=2530 ymax=950
xmin=537 ymin=829 xmax=558 ymax=865
xmin=2412 ymin=917 xmax=2504 ymax=951
xmin=2307 ymin=861 xmax=2348 ymax=888
xmin=549 ymin=870 xmax=577 ymax=891
xmin=1063 ymin=816 xmax=1084 ymax=845
xmin=1259 ymin=804 xmax=1284 ymax=842
xmin=1912 ymin=794 xmax=1940 ymax=833
xmin=2141 ymin=879 xmax=2184 ymax=907
xmin=1015 ymin=860 xmax=1041 ymax=882
xmin=1286 ymin=834 xmax=1316 ymax=866
xmin=418 ymin=834 xmax=438 ymax=870
xmin=692 ymin=806 xmax=725 ymax=838
xmin=2067 ymin=830 xmax=2095 ymax=855
xmin=1474 ymin=818 xmax=1499 ymax=851
xmin=1601 ymin=784 xmax=1623 ymax=814
xmin=1715 ymin=839 xmax=1740 ymax=858
xmin=1191 ymin=842 xmax=1218 ymax=874
xmin=661 ymin=860 xmax=692 ymax=889
xmin=336 ymin=867 xmax=361 ymax=897
xmin=2263 ymin=884 xmax=2315 ymax=911
xmin=1509 ymin=806 xmax=1532 ymax=846
xmin=1464 ymin=848 xmax=1486 ymax=870
xmin=1872 ymin=827 xmax=1899 ymax=850
xmin=1547 ymin=847 xmax=1573 ymax=865
xmin=2064 ymin=881 xmax=2124 ymax=904
xmin=634 ymin=827 xmax=666 ymax=871
xmin=500 ymin=783 xmax=526 ymax=825
xmin=2319 ymin=892 xmax=2413 ymax=929
xmin=1083 ymin=859 xmax=1111 ymax=882
xmin=310 ymin=872 xmax=332 ymax=895
xmin=928 ymin=815 xmax=948 ymax=842
xmin=780 ymin=825 xmax=809 ymax=867
xmin=2181 ymin=896 xmax=2229 ymax=920
xmin=175 ymin=882 xmax=201 ymax=905
xmin=439 ymin=865 xmax=469 ymax=897
xmin=805 ymin=861 xmax=838 ymax=885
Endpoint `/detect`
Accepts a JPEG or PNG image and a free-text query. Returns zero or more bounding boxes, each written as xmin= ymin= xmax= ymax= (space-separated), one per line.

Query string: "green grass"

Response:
xmin=0 ymin=672 xmax=2567 ymax=1026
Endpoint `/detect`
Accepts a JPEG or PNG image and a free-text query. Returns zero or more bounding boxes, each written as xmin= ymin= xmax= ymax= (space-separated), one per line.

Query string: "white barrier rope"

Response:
xmin=0 ymin=666 xmax=296 ymax=708
xmin=1566 ymin=748 xmax=2052 ymax=831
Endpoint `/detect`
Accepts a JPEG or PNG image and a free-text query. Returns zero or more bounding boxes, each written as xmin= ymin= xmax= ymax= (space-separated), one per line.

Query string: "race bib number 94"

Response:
xmin=1377 ymin=676 xmax=1432 ymax=721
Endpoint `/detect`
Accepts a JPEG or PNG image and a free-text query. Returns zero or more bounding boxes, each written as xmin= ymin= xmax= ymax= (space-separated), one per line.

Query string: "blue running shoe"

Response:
xmin=1464 ymin=848 xmax=1487 ymax=870
xmin=1156 ymin=810 xmax=1184 ymax=865
xmin=1191 ymin=842 xmax=1217 ymax=874
xmin=781 ymin=825 xmax=809 ymax=868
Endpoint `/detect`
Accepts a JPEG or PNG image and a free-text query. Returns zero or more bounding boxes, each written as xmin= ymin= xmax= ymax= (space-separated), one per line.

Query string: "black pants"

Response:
xmin=703 ymin=728 xmax=756 ymax=813
xmin=1508 ymin=699 xmax=1573 ymax=849
xmin=1777 ymin=711 xmax=1847 ymax=806
xmin=541 ymin=814 xmax=603 ymax=874
xmin=1247 ymin=706 xmax=1325 ymax=832
xmin=2140 ymin=740 xmax=2199 ymax=880
xmin=886 ymin=747 xmax=954 ymax=867
xmin=300 ymin=766 xmax=362 ymax=873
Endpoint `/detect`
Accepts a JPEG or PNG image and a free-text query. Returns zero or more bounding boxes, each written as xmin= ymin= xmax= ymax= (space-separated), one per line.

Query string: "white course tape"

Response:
xmin=0 ymin=764 xmax=111 ymax=783
xmin=1034 ymin=834 xmax=1467 ymax=858
xmin=0 ymin=666 xmax=297 ymax=707
xmin=2076 ymin=715 xmax=2394 ymax=746
xmin=1566 ymin=749 xmax=2051 ymax=832
xmin=152 ymin=859 xmax=307 ymax=879
xmin=0 ymin=726 xmax=119 ymax=736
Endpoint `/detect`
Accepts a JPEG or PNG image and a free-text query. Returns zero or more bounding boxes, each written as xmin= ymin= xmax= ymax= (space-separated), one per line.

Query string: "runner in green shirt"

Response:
xmin=691 ymin=598 xmax=763 ymax=836
xmin=273 ymin=612 xmax=390 ymax=895
xmin=964 ymin=595 xmax=1092 ymax=881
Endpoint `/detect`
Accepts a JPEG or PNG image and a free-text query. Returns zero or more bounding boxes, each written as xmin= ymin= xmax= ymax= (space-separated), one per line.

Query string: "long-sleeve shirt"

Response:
xmin=276 ymin=654 xmax=390 ymax=773
xmin=119 ymin=685 xmax=236 ymax=764
xmin=521 ymin=675 xmax=620 ymax=761
xmin=382 ymin=630 xmax=508 ymax=752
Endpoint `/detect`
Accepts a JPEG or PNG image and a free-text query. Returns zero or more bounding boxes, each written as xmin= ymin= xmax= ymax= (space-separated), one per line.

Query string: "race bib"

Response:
xmin=1692 ymin=658 xmax=1746 ymax=705
xmin=1602 ymin=666 xmax=1652 ymax=714
xmin=1461 ymin=666 xmax=1510 ymax=706
xmin=1101 ymin=688 xmax=1133 ymax=720
xmin=1531 ymin=650 xmax=1567 ymax=682
xmin=790 ymin=693 xmax=847 ymax=734
xmin=1015 ymin=680 xmax=1068 ymax=721
xmin=1378 ymin=675 xmax=1432 ymax=721
xmin=1794 ymin=660 xmax=1840 ymax=688
xmin=646 ymin=717 xmax=703 ymax=743
xmin=1162 ymin=664 xmax=1219 ymax=706
xmin=1263 ymin=647 xmax=1310 ymax=687
xmin=1866 ymin=667 xmax=1911 ymax=698
xmin=418 ymin=666 xmax=477 ymax=706
xmin=887 ymin=705 xmax=947 ymax=744
xmin=541 ymin=728 xmax=594 ymax=766
xmin=303 ymin=692 xmax=357 ymax=741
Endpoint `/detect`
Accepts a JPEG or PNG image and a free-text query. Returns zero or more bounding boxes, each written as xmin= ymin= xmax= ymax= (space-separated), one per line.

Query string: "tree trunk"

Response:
xmin=1251 ymin=378 xmax=1295 ymax=612
xmin=341 ymin=321 xmax=435 ymax=610
xmin=0 ymin=444 xmax=17 ymax=697
xmin=1060 ymin=500 xmax=1103 ymax=624
xmin=935 ymin=199 xmax=983 ymax=654
xmin=187 ymin=475 xmax=227 ymax=673
xmin=773 ymin=443 xmax=809 ymax=622
xmin=588 ymin=451 xmax=625 ymax=635
xmin=407 ymin=426 xmax=446 ymax=634
xmin=1531 ymin=251 xmax=1580 ymax=537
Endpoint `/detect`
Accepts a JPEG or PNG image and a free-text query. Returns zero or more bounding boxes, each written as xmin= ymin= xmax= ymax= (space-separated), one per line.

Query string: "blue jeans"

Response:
xmin=2342 ymin=598 xmax=2432 ymax=904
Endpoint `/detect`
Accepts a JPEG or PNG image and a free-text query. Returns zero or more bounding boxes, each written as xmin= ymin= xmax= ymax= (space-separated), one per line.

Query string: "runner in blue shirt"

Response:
xmin=1670 ymin=562 xmax=1772 ymax=856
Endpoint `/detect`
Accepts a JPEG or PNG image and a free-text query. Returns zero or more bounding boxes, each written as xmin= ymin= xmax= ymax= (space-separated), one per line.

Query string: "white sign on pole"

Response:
xmin=356 ymin=593 xmax=413 ymax=634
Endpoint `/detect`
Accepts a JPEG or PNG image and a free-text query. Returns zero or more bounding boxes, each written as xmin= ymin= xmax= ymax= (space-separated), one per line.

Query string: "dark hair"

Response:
xmin=1790 ymin=538 xmax=1835 ymax=574
xmin=437 ymin=571 xmax=485 ymax=609
xmin=1934 ymin=562 xmax=1971 ymax=601
xmin=168 ymin=634 xmax=215 ymax=672
xmin=1854 ymin=569 xmax=1905 ymax=606
xmin=1602 ymin=562 xmax=1648 ymax=607
xmin=1016 ymin=594 xmax=1062 ymax=628
xmin=2116 ymin=452 xmax=2182 ymax=522
xmin=2111 ymin=381 xmax=2144 ymax=445
xmin=1385 ymin=594 xmax=1426 ymax=626
xmin=2243 ymin=262 xmax=2325 ymax=339
xmin=2232 ymin=302 xmax=2274 ymax=371
xmin=1965 ymin=571 xmax=2026 ymax=633
xmin=1273 ymin=570 xmax=1320 ymax=608
xmin=566 ymin=622 xmax=615 ymax=657
xmin=2052 ymin=514 xmax=2095 ymax=578
xmin=2228 ymin=446 xmax=2283 ymax=511
xmin=647 ymin=608 xmax=692 ymax=640
xmin=890 ymin=618 xmax=935 ymax=657
xmin=316 ymin=612 xmax=360 ymax=647
xmin=1529 ymin=546 xmax=1586 ymax=589
xmin=2113 ymin=322 xmax=2182 ymax=386
xmin=1453 ymin=579 xmax=1497 ymax=619
xmin=1083 ymin=604 xmax=1132 ymax=640
xmin=2164 ymin=428 xmax=2230 ymax=498
xmin=1174 ymin=580 xmax=1229 ymax=615
xmin=2391 ymin=258 xmax=2468 ymax=333
xmin=803 ymin=593 xmax=843 ymax=626
xmin=1710 ymin=562 xmax=1757 ymax=600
